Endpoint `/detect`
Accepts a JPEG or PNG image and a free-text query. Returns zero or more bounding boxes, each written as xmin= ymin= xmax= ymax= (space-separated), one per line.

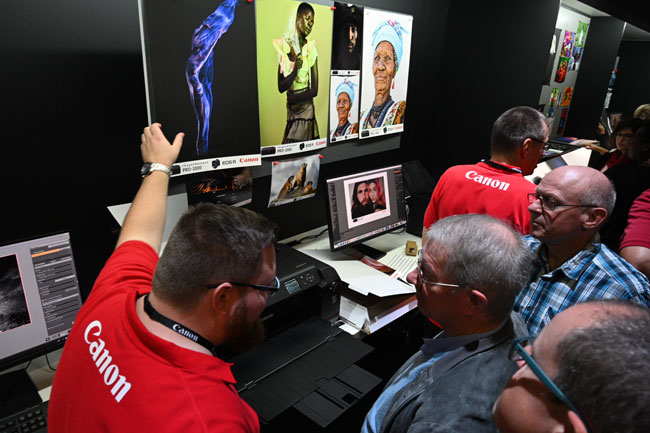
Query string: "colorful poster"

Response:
xmin=557 ymin=108 xmax=569 ymax=135
xmin=554 ymin=56 xmax=569 ymax=83
xmin=256 ymin=0 xmax=333 ymax=158
xmin=139 ymin=0 xmax=262 ymax=176
xmin=548 ymin=87 xmax=560 ymax=117
xmin=575 ymin=21 xmax=589 ymax=47
xmin=268 ymin=153 xmax=320 ymax=207
xmin=570 ymin=46 xmax=583 ymax=71
xmin=560 ymin=31 xmax=575 ymax=58
xmin=561 ymin=87 xmax=574 ymax=107
xmin=331 ymin=3 xmax=363 ymax=72
xmin=186 ymin=167 xmax=253 ymax=207
xmin=329 ymin=74 xmax=360 ymax=143
xmin=359 ymin=9 xmax=413 ymax=139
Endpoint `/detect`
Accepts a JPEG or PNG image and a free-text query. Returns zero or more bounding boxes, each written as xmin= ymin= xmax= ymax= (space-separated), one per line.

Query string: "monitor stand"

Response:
xmin=0 ymin=369 xmax=42 ymax=418
xmin=351 ymin=243 xmax=386 ymax=261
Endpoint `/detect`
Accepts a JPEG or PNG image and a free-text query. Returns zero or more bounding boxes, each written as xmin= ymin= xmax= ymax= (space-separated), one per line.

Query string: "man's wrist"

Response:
xmin=141 ymin=162 xmax=172 ymax=178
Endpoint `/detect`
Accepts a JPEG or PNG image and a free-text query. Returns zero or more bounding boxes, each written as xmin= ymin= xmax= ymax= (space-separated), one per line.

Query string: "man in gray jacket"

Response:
xmin=361 ymin=214 xmax=532 ymax=433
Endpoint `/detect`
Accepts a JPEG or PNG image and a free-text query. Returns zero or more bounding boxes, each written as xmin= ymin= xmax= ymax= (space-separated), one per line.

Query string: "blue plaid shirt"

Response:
xmin=513 ymin=235 xmax=650 ymax=336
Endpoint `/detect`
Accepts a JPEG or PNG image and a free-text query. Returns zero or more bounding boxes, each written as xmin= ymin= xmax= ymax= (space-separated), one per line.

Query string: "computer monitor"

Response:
xmin=325 ymin=164 xmax=407 ymax=259
xmin=0 ymin=232 xmax=83 ymax=414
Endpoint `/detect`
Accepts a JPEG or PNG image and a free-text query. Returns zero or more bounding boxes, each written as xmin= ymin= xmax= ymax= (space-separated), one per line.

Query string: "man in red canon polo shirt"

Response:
xmin=422 ymin=106 xmax=547 ymax=246
xmin=48 ymin=124 xmax=277 ymax=432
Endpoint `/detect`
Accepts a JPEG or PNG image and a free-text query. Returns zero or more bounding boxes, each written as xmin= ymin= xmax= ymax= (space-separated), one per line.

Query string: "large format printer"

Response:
xmin=227 ymin=243 xmax=381 ymax=429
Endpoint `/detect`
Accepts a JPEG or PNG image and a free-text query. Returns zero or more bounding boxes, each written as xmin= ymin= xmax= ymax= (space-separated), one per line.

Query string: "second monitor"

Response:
xmin=325 ymin=164 xmax=407 ymax=259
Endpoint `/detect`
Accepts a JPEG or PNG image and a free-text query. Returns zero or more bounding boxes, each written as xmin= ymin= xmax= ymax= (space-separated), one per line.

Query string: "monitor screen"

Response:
xmin=0 ymin=232 xmax=83 ymax=370
xmin=325 ymin=164 xmax=407 ymax=252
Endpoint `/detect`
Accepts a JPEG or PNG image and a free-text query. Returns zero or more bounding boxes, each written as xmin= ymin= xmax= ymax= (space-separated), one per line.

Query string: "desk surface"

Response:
xmin=283 ymin=226 xmax=421 ymax=335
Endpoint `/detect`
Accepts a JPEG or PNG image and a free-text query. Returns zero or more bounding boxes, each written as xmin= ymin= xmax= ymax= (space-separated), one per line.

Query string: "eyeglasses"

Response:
xmin=509 ymin=337 xmax=592 ymax=433
xmin=205 ymin=276 xmax=281 ymax=292
xmin=416 ymin=250 xmax=461 ymax=289
xmin=527 ymin=137 xmax=550 ymax=147
xmin=527 ymin=192 xmax=599 ymax=212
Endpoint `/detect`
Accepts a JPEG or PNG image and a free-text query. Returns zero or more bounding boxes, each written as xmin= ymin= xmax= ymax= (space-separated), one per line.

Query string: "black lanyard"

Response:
xmin=480 ymin=159 xmax=523 ymax=174
xmin=143 ymin=293 xmax=218 ymax=356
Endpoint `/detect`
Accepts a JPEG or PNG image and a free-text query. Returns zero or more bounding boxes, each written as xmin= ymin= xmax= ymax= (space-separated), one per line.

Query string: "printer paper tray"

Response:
xmin=230 ymin=316 xmax=373 ymax=424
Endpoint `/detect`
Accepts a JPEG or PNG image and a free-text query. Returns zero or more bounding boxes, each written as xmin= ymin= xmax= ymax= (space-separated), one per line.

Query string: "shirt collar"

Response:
xmin=421 ymin=319 xmax=507 ymax=356
xmin=533 ymin=235 xmax=601 ymax=280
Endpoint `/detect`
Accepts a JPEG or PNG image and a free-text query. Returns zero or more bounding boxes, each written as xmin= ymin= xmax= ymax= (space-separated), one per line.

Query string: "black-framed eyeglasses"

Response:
xmin=205 ymin=276 xmax=281 ymax=293
xmin=526 ymin=136 xmax=550 ymax=148
xmin=509 ymin=337 xmax=592 ymax=433
xmin=527 ymin=192 xmax=599 ymax=212
xmin=416 ymin=250 xmax=461 ymax=289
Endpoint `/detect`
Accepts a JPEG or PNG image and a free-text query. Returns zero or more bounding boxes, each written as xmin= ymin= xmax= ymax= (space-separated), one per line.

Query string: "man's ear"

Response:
xmin=521 ymin=138 xmax=533 ymax=157
xmin=210 ymin=283 xmax=238 ymax=315
xmin=566 ymin=410 xmax=589 ymax=433
xmin=465 ymin=289 xmax=488 ymax=315
xmin=582 ymin=207 xmax=608 ymax=230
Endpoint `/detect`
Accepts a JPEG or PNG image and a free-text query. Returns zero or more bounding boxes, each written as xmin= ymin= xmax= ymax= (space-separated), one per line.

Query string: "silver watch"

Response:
xmin=141 ymin=162 xmax=172 ymax=178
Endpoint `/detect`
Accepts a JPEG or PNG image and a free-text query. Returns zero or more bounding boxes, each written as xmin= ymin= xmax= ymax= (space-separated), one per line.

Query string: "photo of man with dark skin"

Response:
xmin=276 ymin=2 xmax=320 ymax=144
xmin=332 ymin=3 xmax=363 ymax=71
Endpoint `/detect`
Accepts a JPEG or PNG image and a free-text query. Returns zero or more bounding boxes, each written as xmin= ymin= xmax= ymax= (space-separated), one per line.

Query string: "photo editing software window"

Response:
xmin=0 ymin=232 xmax=83 ymax=366
xmin=326 ymin=165 xmax=407 ymax=250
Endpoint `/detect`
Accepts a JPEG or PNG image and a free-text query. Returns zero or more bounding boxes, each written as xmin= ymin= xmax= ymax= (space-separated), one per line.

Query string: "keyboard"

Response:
xmin=0 ymin=401 xmax=48 ymax=433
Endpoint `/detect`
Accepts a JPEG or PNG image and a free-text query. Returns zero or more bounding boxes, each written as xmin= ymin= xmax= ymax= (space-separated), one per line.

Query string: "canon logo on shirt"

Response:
xmin=84 ymin=320 xmax=132 ymax=403
xmin=465 ymin=171 xmax=511 ymax=191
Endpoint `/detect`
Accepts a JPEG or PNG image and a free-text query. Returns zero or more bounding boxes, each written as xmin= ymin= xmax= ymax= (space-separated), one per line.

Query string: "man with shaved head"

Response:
xmin=493 ymin=300 xmax=650 ymax=433
xmin=513 ymin=165 xmax=650 ymax=336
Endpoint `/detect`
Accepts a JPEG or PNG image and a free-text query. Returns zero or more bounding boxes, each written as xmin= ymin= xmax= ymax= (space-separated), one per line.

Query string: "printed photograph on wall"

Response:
xmin=186 ymin=167 xmax=253 ymax=207
xmin=139 ymin=0 xmax=262 ymax=176
xmin=329 ymin=75 xmax=360 ymax=143
xmin=0 ymin=254 xmax=30 ymax=333
xmin=560 ymin=31 xmax=575 ymax=57
xmin=554 ymin=56 xmax=569 ymax=83
xmin=268 ymin=153 xmax=320 ymax=207
xmin=575 ymin=21 xmax=589 ymax=47
xmin=256 ymin=0 xmax=333 ymax=158
xmin=331 ymin=3 xmax=363 ymax=72
xmin=344 ymin=173 xmax=391 ymax=228
xmin=543 ymin=28 xmax=562 ymax=85
xmin=561 ymin=87 xmax=574 ymax=107
xmin=359 ymin=8 xmax=413 ymax=139
xmin=548 ymin=87 xmax=560 ymax=117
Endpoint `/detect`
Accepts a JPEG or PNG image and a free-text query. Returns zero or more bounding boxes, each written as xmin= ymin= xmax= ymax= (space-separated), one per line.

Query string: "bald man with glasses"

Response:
xmin=493 ymin=300 xmax=650 ymax=433
xmin=512 ymin=165 xmax=650 ymax=337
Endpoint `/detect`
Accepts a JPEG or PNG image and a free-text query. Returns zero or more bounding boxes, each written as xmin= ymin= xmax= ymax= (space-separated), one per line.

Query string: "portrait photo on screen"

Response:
xmin=359 ymin=8 xmax=412 ymax=139
xmin=344 ymin=173 xmax=391 ymax=228
xmin=139 ymin=0 xmax=262 ymax=176
xmin=256 ymin=0 xmax=332 ymax=158
xmin=329 ymin=74 xmax=360 ymax=143
xmin=0 ymin=254 xmax=30 ymax=333
xmin=331 ymin=3 xmax=363 ymax=72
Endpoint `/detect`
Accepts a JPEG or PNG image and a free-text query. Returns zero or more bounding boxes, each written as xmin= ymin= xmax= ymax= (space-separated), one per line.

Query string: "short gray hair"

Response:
xmin=425 ymin=214 xmax=533 ymax=320
xmin=581 ymin=177 xmax=616 ymax=216
xmin=491 ymin=106 xmax=547 ymax=156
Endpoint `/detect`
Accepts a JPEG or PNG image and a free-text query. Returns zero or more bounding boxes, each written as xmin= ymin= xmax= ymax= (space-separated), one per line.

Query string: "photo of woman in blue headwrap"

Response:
xmin=360 ymin=15 xmax=411 ymax=134
xmin=330 ymin=77 xmax=359 ymax=141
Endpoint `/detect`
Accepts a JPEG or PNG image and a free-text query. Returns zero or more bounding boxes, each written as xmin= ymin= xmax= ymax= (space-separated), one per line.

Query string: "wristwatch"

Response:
xmin=141 ymin=162 xmax=172 ymax=178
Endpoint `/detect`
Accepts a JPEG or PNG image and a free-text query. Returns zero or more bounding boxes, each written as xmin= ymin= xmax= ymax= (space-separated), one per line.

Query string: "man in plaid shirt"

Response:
xmin=513 ymin=165 xmax=650 ymax=336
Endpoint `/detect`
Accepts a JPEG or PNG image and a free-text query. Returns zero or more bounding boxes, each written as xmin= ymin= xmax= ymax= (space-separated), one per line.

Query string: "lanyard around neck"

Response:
xmin=480 ymin=159 xmax=523 ymax=174
xmin=143 ymin=293 xmax=218 ymax=356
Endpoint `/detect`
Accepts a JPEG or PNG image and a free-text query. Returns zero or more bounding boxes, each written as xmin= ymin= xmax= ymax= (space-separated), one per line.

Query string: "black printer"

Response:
xmin=227 ymin=243 xmax=381 ymax=429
